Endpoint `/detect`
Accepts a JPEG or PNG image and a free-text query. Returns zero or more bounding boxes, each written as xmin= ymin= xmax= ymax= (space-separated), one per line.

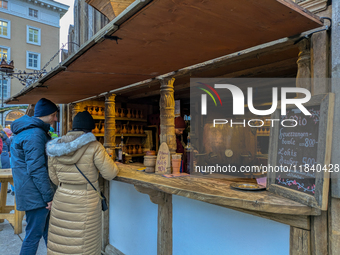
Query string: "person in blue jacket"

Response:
xmin=11 ymin=98 xmax=58 ymax=255
xmin=0 ymin=125 xmax=11 ymax=167
xmin=0 ymin=125 xmax=12 ymax=194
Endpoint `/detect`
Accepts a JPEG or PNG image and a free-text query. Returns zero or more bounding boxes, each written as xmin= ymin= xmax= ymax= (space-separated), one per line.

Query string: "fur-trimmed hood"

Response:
xmin=46 ymin=132 xmax=97 ymax=161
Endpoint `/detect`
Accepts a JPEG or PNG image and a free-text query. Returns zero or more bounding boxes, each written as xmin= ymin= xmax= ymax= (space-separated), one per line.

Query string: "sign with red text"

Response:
xmin=155 ymin=142 xmax=171 ymax=174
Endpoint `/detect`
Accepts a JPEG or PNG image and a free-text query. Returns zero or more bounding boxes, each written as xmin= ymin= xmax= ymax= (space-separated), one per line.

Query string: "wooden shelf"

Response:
xmin=116 ymin=117 xmax=147 ymax=122
xmin=130 ymin=154 xmax=145 ymax=157
xmin=257 ymin=134 xmax=270 ymax=137
xmin=91 ymin=116 xmax=147 ymax=122
xmin=95 ymin=133 xmax=146 ymax=137
xmin=115 ymin=134 xmax=147 ymax=137
xmin=94 ymin=133 xmax=104 ymax=137
xmin=92 ymin=115 xmax=105 ymax=120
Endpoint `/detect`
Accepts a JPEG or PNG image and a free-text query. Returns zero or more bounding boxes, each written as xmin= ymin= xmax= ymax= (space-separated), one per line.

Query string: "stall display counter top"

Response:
xmin=115 ymin=163 xmax=320 ymax=216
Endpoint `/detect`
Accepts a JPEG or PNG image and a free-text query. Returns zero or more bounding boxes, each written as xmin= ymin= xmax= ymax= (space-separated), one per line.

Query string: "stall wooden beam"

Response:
xmin=217 ymin=204 xmax=311 ymax=230
xmin=290 ymin=227 xmax=311 ymax=255
xmin=110 ymin=31 xmax=319 ymax=96
xmin=311 ymin=31 xmax=330 ymax=95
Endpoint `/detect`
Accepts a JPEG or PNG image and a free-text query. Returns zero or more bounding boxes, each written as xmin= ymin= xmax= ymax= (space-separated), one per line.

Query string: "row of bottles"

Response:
xmin=92 ymin=123 xmax=104 ymax=133
xmin=257 ymin=127 xmax=270 ymax=135
xmin=117 ymin=134 xmax=125 ymax=163
xmin=117 ymin=134 xmax=144 ymax=163
xmin=116 ymin=124 xmax=144 ymax=134
xmin=86 ymin=105 xmax=104 ymax=116
xmin=184 ymin=135 xmax=192 ymax=174
xmin=116 ymin=108 xmax=144 ymax=119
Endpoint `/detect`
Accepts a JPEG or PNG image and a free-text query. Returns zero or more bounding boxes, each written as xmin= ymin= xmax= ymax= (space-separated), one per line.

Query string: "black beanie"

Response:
xmin=72 ymin=111 xmax=95 ymax=131
xmin=34 ymin=98 xmax=58 ymax=117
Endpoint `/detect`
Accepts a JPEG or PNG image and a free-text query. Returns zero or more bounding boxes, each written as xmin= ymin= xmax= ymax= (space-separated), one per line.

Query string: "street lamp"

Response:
xmin=0 ymin=57 xmax=47 ymax=126
xmin=0 ymin=58 xmax=14 ymax=126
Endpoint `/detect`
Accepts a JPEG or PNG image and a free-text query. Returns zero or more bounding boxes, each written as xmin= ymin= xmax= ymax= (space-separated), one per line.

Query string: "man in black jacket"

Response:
xmin=11 ymin=98 xmax=58 ymax=255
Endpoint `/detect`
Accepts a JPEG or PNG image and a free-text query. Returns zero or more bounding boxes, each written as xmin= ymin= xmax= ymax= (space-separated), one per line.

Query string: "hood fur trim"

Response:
xmin=46 ymin=132 xmax=96 ymax=157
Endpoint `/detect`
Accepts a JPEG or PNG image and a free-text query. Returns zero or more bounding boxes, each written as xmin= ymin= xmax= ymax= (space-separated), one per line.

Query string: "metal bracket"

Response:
xmin=294 ymin=17 xmax=332 ymax=45
xmin=104 ymin=35 xmax=123 ymax=44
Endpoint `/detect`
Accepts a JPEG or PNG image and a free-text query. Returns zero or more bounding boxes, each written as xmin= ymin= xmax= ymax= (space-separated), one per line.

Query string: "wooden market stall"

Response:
xmin=5 ymin=0 xmax=338 ymax=254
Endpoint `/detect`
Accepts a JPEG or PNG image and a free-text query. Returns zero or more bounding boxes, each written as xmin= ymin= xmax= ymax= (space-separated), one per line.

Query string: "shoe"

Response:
xmin=7 ymin=189 xmax=11 ymax=193
xmin=11 ymin=191 xmax=14 ymax=196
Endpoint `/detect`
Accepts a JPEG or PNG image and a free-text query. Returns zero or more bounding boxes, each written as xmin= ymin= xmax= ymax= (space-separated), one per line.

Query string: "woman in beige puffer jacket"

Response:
xmin=46 ymin=111 xmax=118 ymax=255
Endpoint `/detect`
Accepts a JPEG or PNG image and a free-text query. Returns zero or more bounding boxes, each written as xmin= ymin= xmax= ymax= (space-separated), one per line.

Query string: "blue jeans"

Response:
xmin=20 ymin=207 xmax=50 ymax=255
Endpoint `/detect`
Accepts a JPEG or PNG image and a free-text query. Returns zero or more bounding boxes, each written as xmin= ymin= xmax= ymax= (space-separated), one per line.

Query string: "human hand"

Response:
xmin=46 ymin=201 xmax=52 ymax=210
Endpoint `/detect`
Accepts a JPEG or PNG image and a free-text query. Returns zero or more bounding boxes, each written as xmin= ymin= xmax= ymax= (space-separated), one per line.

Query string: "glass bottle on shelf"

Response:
xmin=184 ymin=135 xmax=192 ymax=174
xmin=118 ymin=134 xmax=125 ymax=163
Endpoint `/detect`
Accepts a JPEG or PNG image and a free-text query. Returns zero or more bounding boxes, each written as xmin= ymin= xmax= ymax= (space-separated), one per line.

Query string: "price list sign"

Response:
xmin=268 ymin=93 xmax=334 ymax=210
xmin=275 ymin=106 xmax=320 ymax=194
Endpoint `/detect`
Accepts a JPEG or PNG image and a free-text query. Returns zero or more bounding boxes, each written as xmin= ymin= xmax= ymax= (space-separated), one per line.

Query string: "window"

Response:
xmin=26 ymin=51 xmax=40 ymax=70
xmin=0 ymin=47 xmax=8 ymax=60
xmin=27 ymin=26 xmax=41 ymax=45
xmin=0 ymin=79 xmax=8 ymax=99
xmin=29 ymin=8 xmax=38 ymax=18
xmin=0 ymin=1 xmax=8 ymax=9
xmin=0 ymin=19 xmax=10 ymax=39
xmin=0 ymin=46 xmax=10 ymax=61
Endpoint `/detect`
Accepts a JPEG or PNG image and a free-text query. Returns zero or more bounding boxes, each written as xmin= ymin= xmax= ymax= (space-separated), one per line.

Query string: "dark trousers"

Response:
xmin=20 ymin=207 xmax=50 ymax=255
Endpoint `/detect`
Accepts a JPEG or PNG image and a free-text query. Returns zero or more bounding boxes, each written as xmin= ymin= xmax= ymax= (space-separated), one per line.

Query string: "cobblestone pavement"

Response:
xmin=0 ymin=188 xmax=47 ymax=255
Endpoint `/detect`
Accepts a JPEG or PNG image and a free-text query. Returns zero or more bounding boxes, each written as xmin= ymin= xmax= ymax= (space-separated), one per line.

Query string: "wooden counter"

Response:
xmin=115 ymin=163 xmax=320 ymax=217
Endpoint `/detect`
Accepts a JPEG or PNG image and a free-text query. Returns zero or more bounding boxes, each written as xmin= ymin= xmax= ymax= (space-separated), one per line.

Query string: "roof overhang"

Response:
xmin=6 ymin=0 xmax=323 ymax=105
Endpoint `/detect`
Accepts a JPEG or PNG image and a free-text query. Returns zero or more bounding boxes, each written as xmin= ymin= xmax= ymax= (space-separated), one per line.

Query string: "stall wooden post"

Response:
xmin=311 ymin=31 xmax=329 ymax=95
xmin=61 ymin=104 xmax=68 ymax=135
xmin=67 ymin=104 xmax=72 ymax=132
xmin=290 ymin=227 xmax=311 ymax=255
xmin=310 ymin=30 xmax=330 ymax=255
xmin=102 ymin=93 xmax=116 ymax=250
xmin=159 ymin=78 xmax=176 ymax=155
xmin=296 ymin=39 xmax=311 ymax=96
xmin=103 ymin=93 xmax=116 ymax=149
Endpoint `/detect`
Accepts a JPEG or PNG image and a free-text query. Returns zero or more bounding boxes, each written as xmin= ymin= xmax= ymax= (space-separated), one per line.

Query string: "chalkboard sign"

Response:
xmin=268 ymin=93 xmax=334 ymax=210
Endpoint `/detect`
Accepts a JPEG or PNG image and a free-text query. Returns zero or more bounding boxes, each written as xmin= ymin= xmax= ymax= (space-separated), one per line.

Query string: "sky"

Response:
xmin=56 ymin=0 xmax=75 ymax=49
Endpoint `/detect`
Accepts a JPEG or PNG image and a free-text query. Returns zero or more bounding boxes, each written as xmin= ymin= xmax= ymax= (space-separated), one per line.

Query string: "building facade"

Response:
xmin=62 ymin=0 xmax=109 ymax=60
xmin=0 ymin=0 xmax=68 ymax=126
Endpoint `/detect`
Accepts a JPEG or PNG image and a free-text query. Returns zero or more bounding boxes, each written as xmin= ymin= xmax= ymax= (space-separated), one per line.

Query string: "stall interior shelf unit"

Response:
xmin=92 ymin=115 xmax=147 ymax=122
xmin=93 ymin=133 xmax=147 ymax=137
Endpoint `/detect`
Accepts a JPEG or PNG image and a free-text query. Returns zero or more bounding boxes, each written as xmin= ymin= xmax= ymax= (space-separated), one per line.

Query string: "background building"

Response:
xmin=62 ymin=0 xmax=110 ymax=60
xmin=0 ymin=0 xmax=68 ymax=126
